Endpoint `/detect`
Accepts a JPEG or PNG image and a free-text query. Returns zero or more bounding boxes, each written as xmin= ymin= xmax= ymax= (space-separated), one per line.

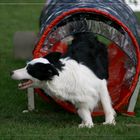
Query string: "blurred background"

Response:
xmin=0 ymin=0 xmax=140 ymax=139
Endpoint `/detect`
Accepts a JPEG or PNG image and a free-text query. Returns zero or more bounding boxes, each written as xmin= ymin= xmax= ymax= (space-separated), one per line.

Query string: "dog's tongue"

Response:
xmin=18 ymin=80 xmax=33 ymax=90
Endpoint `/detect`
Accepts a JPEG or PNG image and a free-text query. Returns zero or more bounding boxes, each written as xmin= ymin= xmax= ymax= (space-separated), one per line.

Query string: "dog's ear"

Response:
xmin=44 ymin=52 xmax=62 ymax=64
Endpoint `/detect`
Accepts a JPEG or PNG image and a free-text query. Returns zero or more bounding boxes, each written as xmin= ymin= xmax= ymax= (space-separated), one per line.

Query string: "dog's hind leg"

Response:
xmin=99 ymin=80 xmax=116 ymax=125
xmin=77 ymin=103 xmax=94 ymax=128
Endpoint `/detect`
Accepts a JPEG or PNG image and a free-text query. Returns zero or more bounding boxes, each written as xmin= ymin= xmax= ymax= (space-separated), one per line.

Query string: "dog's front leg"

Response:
xmin=77 ymin=107 xmax=93 ymax=128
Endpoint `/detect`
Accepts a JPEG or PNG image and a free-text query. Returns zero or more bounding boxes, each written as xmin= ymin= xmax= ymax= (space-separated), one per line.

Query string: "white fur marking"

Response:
xmin=28 ymin=58 xmax=50 ymax=65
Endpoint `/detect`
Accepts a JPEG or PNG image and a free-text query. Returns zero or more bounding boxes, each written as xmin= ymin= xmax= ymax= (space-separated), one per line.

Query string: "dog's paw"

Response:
xmin=103 ymin=119 xmax=116 ymax=126
xmin=78 ymin=122 xmax=94 ymax=128
xmin=103 ymin=110 xmax=116 ymax=126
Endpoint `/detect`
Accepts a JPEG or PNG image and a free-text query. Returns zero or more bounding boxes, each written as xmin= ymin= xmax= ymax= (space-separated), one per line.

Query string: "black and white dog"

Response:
xmin=11 ymin=32 xmax=116 ymax=128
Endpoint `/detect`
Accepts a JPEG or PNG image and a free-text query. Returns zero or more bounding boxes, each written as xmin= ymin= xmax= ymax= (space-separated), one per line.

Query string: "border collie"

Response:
xmin=11 ymin=32 xmax=116 ymax=128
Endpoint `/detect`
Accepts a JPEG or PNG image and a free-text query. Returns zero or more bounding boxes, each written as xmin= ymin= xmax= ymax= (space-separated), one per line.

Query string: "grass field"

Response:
xmin=0 ymin=1 xmax=140 ymax=140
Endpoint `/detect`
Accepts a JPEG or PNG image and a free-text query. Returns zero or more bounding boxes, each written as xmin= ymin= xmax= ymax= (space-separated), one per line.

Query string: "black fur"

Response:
xmin=63 ymin=32 xmax=109 ymax=80
xmin=28 ymin=33 xmax=108 ymax=81
xmin=44 ymin=52 xmax=65 ymax=71
xmin=26 ymin=63 xmax=59 ymax=81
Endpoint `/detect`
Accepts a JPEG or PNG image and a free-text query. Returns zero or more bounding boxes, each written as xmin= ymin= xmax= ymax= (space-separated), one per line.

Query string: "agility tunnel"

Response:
xmin=33 ymin=0 xmax=140 ymax=116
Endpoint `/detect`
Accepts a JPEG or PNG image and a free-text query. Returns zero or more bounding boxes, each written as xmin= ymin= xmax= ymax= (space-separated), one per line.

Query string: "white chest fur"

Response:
xmin=43 ymin=59 xmax=102 ymax=110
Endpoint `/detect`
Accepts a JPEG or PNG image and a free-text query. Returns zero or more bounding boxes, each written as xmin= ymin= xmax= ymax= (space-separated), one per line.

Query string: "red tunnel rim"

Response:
xmin=33 ymin=8 xmax=140 ymax=111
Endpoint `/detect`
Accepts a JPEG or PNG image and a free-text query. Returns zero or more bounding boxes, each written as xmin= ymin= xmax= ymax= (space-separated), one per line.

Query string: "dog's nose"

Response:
xmin=10 ymin=71 xmax=14 ymax=76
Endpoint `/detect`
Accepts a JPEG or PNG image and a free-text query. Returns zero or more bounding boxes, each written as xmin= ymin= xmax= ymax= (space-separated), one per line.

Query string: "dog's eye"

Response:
xmin=48 ymin=70 xmax=52 ymax=73
xmin=26 ymin=64 xmax=33 ymax=71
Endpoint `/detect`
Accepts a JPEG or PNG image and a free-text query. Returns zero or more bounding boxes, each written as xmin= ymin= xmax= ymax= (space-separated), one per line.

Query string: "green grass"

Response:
xmin=0 ymin=2 xmax=140 ymax=140
xmin=135 ymin=12 xmax=140 ymax=22
xmin=0 ymin=0 xmax=45 ymax=3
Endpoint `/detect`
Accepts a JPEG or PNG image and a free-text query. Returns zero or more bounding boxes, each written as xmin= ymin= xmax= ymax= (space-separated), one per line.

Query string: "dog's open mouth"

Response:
xmin=18 ymin=79 xmax=33 ymax=89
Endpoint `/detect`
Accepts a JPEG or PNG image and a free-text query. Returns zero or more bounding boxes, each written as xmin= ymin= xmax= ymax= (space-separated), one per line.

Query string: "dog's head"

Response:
xmin=11 ymin=52 xmax=62 ymax=89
